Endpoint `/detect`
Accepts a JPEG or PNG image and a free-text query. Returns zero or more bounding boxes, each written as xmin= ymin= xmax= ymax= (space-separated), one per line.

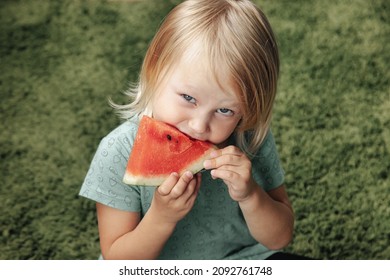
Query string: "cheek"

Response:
xmin=209 ymin=122 xmax=238 ymax=144
xmin=152 ymin=101 xmax=186 ymax=125
xmin=150 ymin=100 xmax=162 ymax=120
xmin=151 ymin=92 xmax=171 ymax=120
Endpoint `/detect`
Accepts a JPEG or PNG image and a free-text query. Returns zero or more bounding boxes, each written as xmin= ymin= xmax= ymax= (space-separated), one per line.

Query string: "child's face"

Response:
xmin=151 ymin=56 xmax=242 ymax=146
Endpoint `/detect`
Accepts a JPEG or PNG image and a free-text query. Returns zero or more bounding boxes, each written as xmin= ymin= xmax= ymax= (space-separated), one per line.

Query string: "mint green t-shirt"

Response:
xmin=79 ymin=115 xmax=285 ymax=259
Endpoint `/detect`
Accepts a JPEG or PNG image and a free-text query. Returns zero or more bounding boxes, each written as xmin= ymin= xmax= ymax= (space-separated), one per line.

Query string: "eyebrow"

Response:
xmin=176 ymin=78 xmax=241 ymax=109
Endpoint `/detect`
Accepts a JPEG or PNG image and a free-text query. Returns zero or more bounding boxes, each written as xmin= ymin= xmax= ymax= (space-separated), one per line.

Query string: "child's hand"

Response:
xmin=151 ymin=171 xmax=201 ymax=225
xmin=203 ymin=146 xmax=257 ymax=202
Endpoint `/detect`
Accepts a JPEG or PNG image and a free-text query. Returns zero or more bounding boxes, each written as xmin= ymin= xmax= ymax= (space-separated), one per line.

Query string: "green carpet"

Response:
xmin=1 ymin=0 xmax=389 ymax=259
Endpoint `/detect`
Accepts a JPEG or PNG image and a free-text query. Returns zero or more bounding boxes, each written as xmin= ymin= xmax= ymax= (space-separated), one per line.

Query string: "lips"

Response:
xmin=177 ymin=128 xmax=208 ymax=142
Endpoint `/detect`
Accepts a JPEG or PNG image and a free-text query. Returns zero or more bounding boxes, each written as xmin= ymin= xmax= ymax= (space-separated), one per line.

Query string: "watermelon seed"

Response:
xmin=167 ymin=134 xmax=172 ymax=141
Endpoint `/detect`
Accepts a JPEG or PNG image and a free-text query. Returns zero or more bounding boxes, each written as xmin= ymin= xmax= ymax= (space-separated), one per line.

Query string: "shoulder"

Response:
xmin=79 ymin=115 xmax=143 ymax=211
xmin=248 ymin=129 xmax=285 ymax=191
xmin=83 ymin=115 xmax=142 ymax=188
xmin=245 ymin=129 xmax=277 ymax=160
xmin=101 ymin=116 xmax=140 ymax=147
xmin=96 ymin=116 xmax=140 ymax=158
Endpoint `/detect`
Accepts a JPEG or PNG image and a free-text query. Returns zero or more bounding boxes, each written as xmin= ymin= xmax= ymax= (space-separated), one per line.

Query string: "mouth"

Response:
xmin=175 ymin=127 xmax=207 ymax=142
xmin=185 ymin=133 xmax=208 ymax=143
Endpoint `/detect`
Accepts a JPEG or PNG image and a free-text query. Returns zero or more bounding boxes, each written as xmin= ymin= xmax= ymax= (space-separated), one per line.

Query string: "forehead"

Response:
xmin=170 ymin=43 xmax=238 ymax=97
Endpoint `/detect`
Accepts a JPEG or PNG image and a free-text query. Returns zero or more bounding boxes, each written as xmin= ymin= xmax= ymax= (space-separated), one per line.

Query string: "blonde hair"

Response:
xmin=112 ymin=0 xmax=279 ymax=155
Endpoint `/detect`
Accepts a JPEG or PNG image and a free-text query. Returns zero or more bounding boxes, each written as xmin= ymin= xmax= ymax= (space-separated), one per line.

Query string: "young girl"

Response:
xmin=80 ymin=0 xmax=295 ymax=260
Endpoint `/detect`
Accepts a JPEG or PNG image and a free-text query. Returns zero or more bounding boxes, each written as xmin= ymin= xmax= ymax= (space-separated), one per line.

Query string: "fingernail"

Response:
xmin=185 ymin=171 xmax=193 ymax=178
xmin=203 ymin=160 xmax=211 ymax=169
xmin=210 ymin=151 xmax=218 ymax=158
xmin=210 ymin=170 xmax=216 ymax=179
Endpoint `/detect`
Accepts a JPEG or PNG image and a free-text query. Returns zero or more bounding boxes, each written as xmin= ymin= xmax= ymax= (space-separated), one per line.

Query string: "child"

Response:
xmin=80 ymin=0 xmax=295 ymax=260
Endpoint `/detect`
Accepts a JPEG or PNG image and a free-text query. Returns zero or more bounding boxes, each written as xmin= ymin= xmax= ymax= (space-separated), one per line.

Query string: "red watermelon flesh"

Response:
xmin=123 ymin=116 xmax=217 ymax=186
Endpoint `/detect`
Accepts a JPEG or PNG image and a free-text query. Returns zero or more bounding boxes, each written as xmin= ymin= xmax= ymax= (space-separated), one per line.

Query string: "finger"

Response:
xmin=194 ymin=173 xmax=202 ymax=196
xmin=210 ymin=168 xmax=240 ymax=183
xmin=213 ymin=145 xmax=241 ymax=154
xmin=213 ymin=145 xmax=243 ymax=157
xmin=204 ymin=153 xmax=244 ymax=170
xmin=203 ymin=146 xmax=246 ymax=170
xmin=157 ymin=172 xmax=179 ymax=196
xmin=195 ymin=172 xmax=202 ymax=190
xmin=169 ymin=171 xmax=194 ymax=199
xmin=183 ymin=174 xmax=202 ymax=205
xmin=180 ymin=176 xmax=197 ymax=202
xmin=183 ymin=172 xmax=202 ymax=200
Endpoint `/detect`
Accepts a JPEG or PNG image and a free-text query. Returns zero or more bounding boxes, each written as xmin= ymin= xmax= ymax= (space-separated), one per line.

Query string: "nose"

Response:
xmin=188 ymin=115 xmax=209 ymax=136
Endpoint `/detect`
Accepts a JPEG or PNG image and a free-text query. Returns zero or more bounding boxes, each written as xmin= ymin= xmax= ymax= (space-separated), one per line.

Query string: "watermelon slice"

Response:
xmin=123 ymin=116 xmax=217 ymax=186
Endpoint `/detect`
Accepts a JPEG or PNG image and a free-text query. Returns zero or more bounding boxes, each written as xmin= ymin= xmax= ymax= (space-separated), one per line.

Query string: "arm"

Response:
xmin=238 ymin=184 xmax=294 ymax=250
xmin=97 ymin=171 xmax=201 ymax=260
xmin=96 ymin=202 xmax=174 ymax=260
xmin=203 ymin=146 xmax=294 ymax=250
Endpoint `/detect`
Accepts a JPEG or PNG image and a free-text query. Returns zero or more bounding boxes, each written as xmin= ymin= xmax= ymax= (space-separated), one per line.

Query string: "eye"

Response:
xmin=181 ymin=94 xmax=196 ymax=104
xmin=217 ymin=108 xmax=234 ymax=116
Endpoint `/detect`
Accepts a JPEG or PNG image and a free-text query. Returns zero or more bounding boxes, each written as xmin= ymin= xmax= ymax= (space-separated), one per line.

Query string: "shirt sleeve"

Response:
xmin=79 ymin=121 xmax=142 ymax=212
xmin=251 ymin=130 xmax=285 ymax=191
